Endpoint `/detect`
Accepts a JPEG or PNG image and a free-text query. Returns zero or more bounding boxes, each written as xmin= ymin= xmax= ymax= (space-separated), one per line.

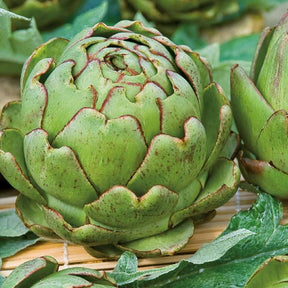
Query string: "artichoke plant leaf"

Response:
xmin=110 ymin=227 xmax=252 ymax=286
xmin=0 ymin=232 xmax=39 ymax=259
xmin=0 ymin=1 xmax=42 ymax=75
xmin=110 ymin=192 xmax=288 ymax=287
xmin=113 ymin=252 xmax=138 ymax=274
xmin=0 ymin=209 xmax=29 ymax=237
xmin=188 ymin=229 xmax=255 ymax=265
xmin=0 ymin=209 xmax=39 ymax=261
xmin=220 ymin=34 xmax=260 ymax=63
xmin=172 ymin=24 xmax=207 ymax=50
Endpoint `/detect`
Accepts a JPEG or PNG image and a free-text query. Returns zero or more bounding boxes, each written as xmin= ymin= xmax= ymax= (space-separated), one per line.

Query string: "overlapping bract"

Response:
xmin=0 ymin=21 xmax=240 ymax=257
xmin=1 ymin=256 xmax=116 ymax=287
xmin=3 ymin=0 xmax=85 ymax=30
xmin=118 ymin=0 xmax=239 ymax=35
xmin=231 ymin=12 xmax=288 ymax=199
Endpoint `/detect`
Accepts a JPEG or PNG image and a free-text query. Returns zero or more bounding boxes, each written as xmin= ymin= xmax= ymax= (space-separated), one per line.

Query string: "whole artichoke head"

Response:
xmin=119 ymin=0 xmax=239 ymax=35
xmin=3 ymin=0 xmax=85 ymax=30
xmin=231 ymin=12 xmax=288 ymax=199
xmin=0 ymin=21 xmax=240 ymax=257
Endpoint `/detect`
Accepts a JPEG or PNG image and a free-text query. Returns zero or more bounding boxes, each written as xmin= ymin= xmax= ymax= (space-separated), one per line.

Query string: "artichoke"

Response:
xmin=119 ymin=0 xmax=239 ymax=35
xmin=3 ymin=0 xmax=85 ymax=30
xmin=0 ymin=20 xmax=240 ymax=257
xmin=231 ymin=12 xmax=288 ymax=199
xmin=1 ymin=256 xmax=116 ymax=287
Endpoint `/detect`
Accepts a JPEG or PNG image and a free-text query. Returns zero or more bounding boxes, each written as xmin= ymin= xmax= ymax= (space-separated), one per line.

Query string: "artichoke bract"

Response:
xmin=1 ymin=256 xmax=116 ymax=287
xmin=0 ymin=21 xmax=240 ymax=257
xmin=119 ymin=0 xmax=239 ymax=35
xmin=231 ymin=12 xmax=288 ymax=199
xmin=3 ymin=0 xmax=85 ymax=30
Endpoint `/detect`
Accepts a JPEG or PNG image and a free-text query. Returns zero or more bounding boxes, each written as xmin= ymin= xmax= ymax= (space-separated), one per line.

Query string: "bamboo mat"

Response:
xmin=0 ymin=188 xmax=287 ymax=278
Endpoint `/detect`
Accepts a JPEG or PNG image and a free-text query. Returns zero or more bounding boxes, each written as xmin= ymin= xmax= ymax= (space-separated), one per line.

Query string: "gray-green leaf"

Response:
xmin=0 ymin=232 xmax=39 ymax=259
xmin=0 ymin=209 xmax=29 ymax=237
xmin=0 ymin=209 xmax=39 ymax=261
xmin=189 ymin=229 xmax=255 ymax=265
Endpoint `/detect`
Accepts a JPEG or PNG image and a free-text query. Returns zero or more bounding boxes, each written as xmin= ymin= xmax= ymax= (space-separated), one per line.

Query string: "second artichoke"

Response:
xmin=231 ymin=12 xmax=288 ymax=199
xmin=119 ymin=0 xmax=239 ymax=35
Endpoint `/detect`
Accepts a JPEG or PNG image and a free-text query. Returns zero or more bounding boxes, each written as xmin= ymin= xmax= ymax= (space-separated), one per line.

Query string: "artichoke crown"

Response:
xmin=0 ymin=21 xmax=239 ymax=257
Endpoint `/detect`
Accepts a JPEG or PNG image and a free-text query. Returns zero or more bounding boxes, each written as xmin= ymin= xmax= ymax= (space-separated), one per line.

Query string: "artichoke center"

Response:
xmin=103 ymin=50 xmax=141 ymax=77
xmin=105 ymin=54 xmax=126 ymax=71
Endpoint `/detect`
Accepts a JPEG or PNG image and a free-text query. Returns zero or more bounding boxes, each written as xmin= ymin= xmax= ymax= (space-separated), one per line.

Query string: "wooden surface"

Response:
xmin=0 ymin=188 xmax=287 ymax=278
xmin=0 ymin=77 xmax=20 ymax=111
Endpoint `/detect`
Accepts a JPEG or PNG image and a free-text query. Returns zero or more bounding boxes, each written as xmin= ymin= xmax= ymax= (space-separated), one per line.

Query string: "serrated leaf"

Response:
xmin=110 ymin=219 xmax=254 ymax=286
xmin=189 ymin=229 xmax=255 ymax=265
xmin=0 ymin=209 xmax=29 ymax=237
xmin=111 ymin=193 xmax=288 ymax=288
xmin=0 ymin=232 xmax=39 ymax=259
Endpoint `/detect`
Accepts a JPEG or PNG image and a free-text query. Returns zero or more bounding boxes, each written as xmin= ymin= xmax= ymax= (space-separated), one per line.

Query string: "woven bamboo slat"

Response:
xmin=0 ymin=188 xmax=287 ymax=278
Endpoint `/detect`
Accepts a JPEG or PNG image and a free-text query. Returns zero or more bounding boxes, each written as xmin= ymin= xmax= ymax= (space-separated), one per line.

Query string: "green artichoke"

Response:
xmin=3 ymin=0 xmax=85 ymax=30
xmin=1 ymin=256 xmax=116 ymax=287
xmin=231 ymin=12 xmax=288 ymax=199
xmin=0 ymin=20 xmax=240 ymax=257
xmin=119 ymin=0 xmax=239 ymax=35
